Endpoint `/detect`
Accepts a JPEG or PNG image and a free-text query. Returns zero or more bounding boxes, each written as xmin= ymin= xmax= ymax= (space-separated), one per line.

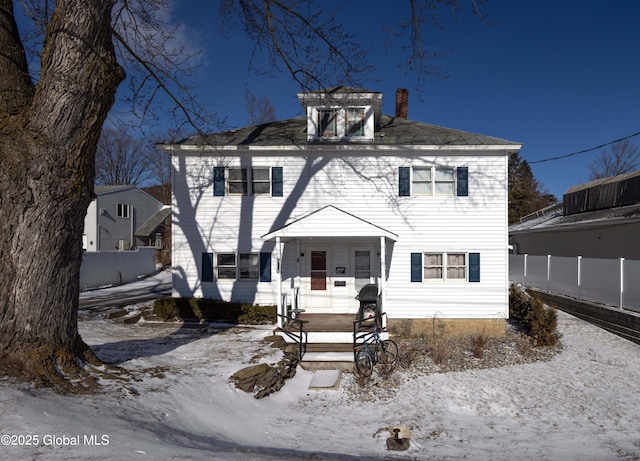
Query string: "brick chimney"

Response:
xmin=395 ymin=88 xmax=409 ymax=119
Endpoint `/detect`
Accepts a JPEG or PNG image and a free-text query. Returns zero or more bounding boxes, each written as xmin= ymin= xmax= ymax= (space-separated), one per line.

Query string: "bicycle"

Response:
xmin=354 ymin=323 xmax=398 ymax=377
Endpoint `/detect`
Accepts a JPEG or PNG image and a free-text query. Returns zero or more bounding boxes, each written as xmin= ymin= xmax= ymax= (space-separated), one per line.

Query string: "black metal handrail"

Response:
xmin=276 ymin=313 xmax=308 ymax=360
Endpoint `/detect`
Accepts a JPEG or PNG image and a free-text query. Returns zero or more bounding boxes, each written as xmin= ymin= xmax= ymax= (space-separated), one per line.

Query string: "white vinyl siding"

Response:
xmin=171 ymin=150 xmax=509 ymax=317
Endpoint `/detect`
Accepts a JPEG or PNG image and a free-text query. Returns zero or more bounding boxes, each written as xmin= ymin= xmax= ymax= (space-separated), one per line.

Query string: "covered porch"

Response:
xmin=262 ymin=205 xmax=397 ymax=334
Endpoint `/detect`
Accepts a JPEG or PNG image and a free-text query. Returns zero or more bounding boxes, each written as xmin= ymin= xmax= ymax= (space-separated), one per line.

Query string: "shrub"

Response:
xmin=238 ymin=304 xmax=277 ymax=325
xmin=396 ymin=343 xmax=419 ymax=368
xmin=509 ymin=284 xmax=532 ymax=325
xmin=427 ymin=337 xmax=449 ymax=365
xmin=470 ymin=330 xmax=488 ymax=358
xmin=153 ymin=297 xmax=180 ymax=320
xmin=152 ymin=297 xmax=275 ymax=324
xmin=529 ymin=296 xmax=559 ymax=346
xmin=509 ymin=284 xmax=559 ymax=347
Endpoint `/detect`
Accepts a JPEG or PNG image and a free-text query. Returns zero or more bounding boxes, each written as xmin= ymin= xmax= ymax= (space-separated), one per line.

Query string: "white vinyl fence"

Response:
xmin=509 ymin=254 xmax=640 ymax=312
xmin=80 ymin=247 xmax=157 ymax=291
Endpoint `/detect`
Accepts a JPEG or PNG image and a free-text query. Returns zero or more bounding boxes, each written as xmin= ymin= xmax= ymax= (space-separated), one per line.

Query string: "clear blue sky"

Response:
xmin=168 ymin=0 xmax=640 ymax=200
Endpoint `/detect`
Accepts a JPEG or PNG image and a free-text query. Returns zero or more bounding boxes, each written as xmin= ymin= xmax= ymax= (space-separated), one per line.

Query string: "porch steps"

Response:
xmin=286 ymin=343 xmax=355 ymax=371
xmin=279 ymin=331 xmax=389 ymax=344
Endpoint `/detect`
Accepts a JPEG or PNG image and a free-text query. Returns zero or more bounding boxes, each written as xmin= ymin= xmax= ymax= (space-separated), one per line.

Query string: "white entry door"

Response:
xmin=305 ymin=248 xmax=332 ymax=311
xmin=350 ymin=247 xmax=376 ymax=311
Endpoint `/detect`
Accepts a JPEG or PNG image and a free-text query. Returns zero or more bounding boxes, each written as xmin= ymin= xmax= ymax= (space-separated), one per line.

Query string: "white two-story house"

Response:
xmin=159 ymin=87 xmax=521 ymax=338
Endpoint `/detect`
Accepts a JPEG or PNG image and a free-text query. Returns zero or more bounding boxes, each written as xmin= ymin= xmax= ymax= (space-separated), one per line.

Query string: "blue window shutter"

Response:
xmin=259 ymin=252 xmax=272 ymax=282
xmin=457 ymin=167 xmax=468 ymax=197
xmin=410 ymin=252 xmax=422 ymax=282
xmin=213 ymin=167 xmax=225 ymax=196
xmin=469 ymin=253 xmax=480 ymax=282
xmin=399 ymin=167 xmax=411 ymax=196
xmin=271 ymin=167 xmax=283 ymax=197
xmin=202 ymin=252 xmax=214 ymax=282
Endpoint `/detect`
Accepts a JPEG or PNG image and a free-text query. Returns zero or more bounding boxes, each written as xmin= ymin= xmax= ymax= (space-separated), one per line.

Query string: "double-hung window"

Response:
xmin=207 ymin=252 xmax=270 ymax=281
xmin=411 ymin=167 xmax=455 ymax=196
xmin=314 ymin=107 xmax=369 ymax=139
xmin=445 ymin=253 xmax=467 ymax=280
xmin=400 ymin=166 xmax=468 ymax=197
xmin=227 ymin=167 xmax=270 ymax=196
xmin=217 ymin=253 xmax=236 ymax=279
xmin=214 ymin=166 xmax=282 ymax=197
xmin=318 ymin=109 xmax=339 ymax=137
xmin=238 ymin=253 xmax=260 ymax=280
xmin=346 ymin=108 xmax=365 ymax=137
xmin=117 ymin=203 xmax=129 ymax=218
xmin=250 ymin=168 xmax=270 ymax=195
xmin=416 ymin=252 xmax=470 ymax=282
xmin=412 ymin=168 xmax=432 ymax=195
xmin=228 ymin=168 xmax=248 ymax=195
xmin=434 ymin=168 xmax=455 ymax=195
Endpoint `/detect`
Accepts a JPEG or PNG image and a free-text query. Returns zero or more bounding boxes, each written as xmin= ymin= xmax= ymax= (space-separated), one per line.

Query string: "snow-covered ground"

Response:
xmin=2 ymin=279 xmax=640 ymax=460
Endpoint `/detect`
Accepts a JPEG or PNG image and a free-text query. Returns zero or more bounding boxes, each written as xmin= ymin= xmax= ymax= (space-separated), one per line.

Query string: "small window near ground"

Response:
xmin=117 ymin=203 xmax=129 ymax=218
xmin=217 ymin=253 xmax=236 ymax=279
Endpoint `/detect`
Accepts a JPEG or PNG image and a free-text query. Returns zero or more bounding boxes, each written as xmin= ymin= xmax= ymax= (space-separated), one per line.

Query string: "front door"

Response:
xmin=305 ymin=248 xmax=331 ymax=311
xmin=350 ymin=247 xmax=376 ymax=311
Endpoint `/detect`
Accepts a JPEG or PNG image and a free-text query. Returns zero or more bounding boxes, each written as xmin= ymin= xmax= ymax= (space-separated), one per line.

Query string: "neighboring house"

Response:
xmin=158 ymin=87 xmax=521 ymax=337
xmin=509 ymin=170 xmax=640 ymax=259
xmin=83 ymin=185 xmax=170 ymax=252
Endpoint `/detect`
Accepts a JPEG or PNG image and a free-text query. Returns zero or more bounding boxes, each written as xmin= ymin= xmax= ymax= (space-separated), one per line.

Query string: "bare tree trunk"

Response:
xmin=0 ymin=0 xmax=124 ymax=387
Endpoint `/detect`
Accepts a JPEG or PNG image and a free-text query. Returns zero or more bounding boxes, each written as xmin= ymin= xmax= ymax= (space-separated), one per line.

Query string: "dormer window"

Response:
xmin=318 ymin=109 xmax=339 ymax=137
xmin=346 ymin=108 xmax=365 ymax=136
xmin=298 ymin=87 xmax=382 ymax=142
xmin=309 ymin=106 xmax=373 ymax=140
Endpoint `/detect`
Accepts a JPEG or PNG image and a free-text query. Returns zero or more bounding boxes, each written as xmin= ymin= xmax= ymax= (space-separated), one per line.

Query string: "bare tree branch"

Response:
xmin=589 ymin=139 xmax=640 ymax=180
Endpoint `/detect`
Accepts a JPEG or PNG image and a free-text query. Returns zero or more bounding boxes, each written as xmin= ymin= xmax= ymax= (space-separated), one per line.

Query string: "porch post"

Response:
xmin=380 ymin=236 xmax=387 ymax=329
xmin=276 ymin=236 xmax=283 ymax=328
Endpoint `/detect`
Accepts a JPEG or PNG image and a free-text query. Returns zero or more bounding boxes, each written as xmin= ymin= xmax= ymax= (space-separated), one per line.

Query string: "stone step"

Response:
xmin=308 ymin=370 xmax=342 ymax=390
xmin=300 ymin=352 xmax=355 ymax=372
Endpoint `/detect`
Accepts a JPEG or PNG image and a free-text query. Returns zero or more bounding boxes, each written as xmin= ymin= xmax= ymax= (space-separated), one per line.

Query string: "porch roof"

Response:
xmin=261 ymin=205 xmax=398 ymax=241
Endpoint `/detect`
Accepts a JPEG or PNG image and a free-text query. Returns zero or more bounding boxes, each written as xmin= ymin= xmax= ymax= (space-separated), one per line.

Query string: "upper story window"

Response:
xmin=228 ymin=167 xmax=270 ymax=196
xmin=399 ymin=166 xmax=468 ymax=197
xmin=346 ymin=108 xmax=365 ymax=136
xmin=309 ymin=106 xmax=373 ymax=140
xmin=412 ymin=167 xmax=455 ymax=196
xmin=116 ymin=203 xmax=129 ymax=218
xmin=318 ymin=109 xmax=339 ymax=137
xmin=213 ymin=166 xmax=283 ymax=197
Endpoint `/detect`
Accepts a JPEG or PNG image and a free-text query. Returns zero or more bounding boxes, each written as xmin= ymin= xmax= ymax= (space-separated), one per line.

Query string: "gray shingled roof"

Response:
xmin=509 ymin=202 xmax=640 ymax=234
xmin=135 ymin=206 xmax=172 ymax=237
xmin=170 ymin=115 xmax=520 ymax=148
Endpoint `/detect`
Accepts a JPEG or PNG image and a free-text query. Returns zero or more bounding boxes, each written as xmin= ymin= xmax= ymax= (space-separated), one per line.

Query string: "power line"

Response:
xmin=529 ymin=130 xmax=640 ymax=164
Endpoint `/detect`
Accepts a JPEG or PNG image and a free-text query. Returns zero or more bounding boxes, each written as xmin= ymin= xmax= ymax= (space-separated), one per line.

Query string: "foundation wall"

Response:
xmin=387 ymin=318 xmax=506 ymax=339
